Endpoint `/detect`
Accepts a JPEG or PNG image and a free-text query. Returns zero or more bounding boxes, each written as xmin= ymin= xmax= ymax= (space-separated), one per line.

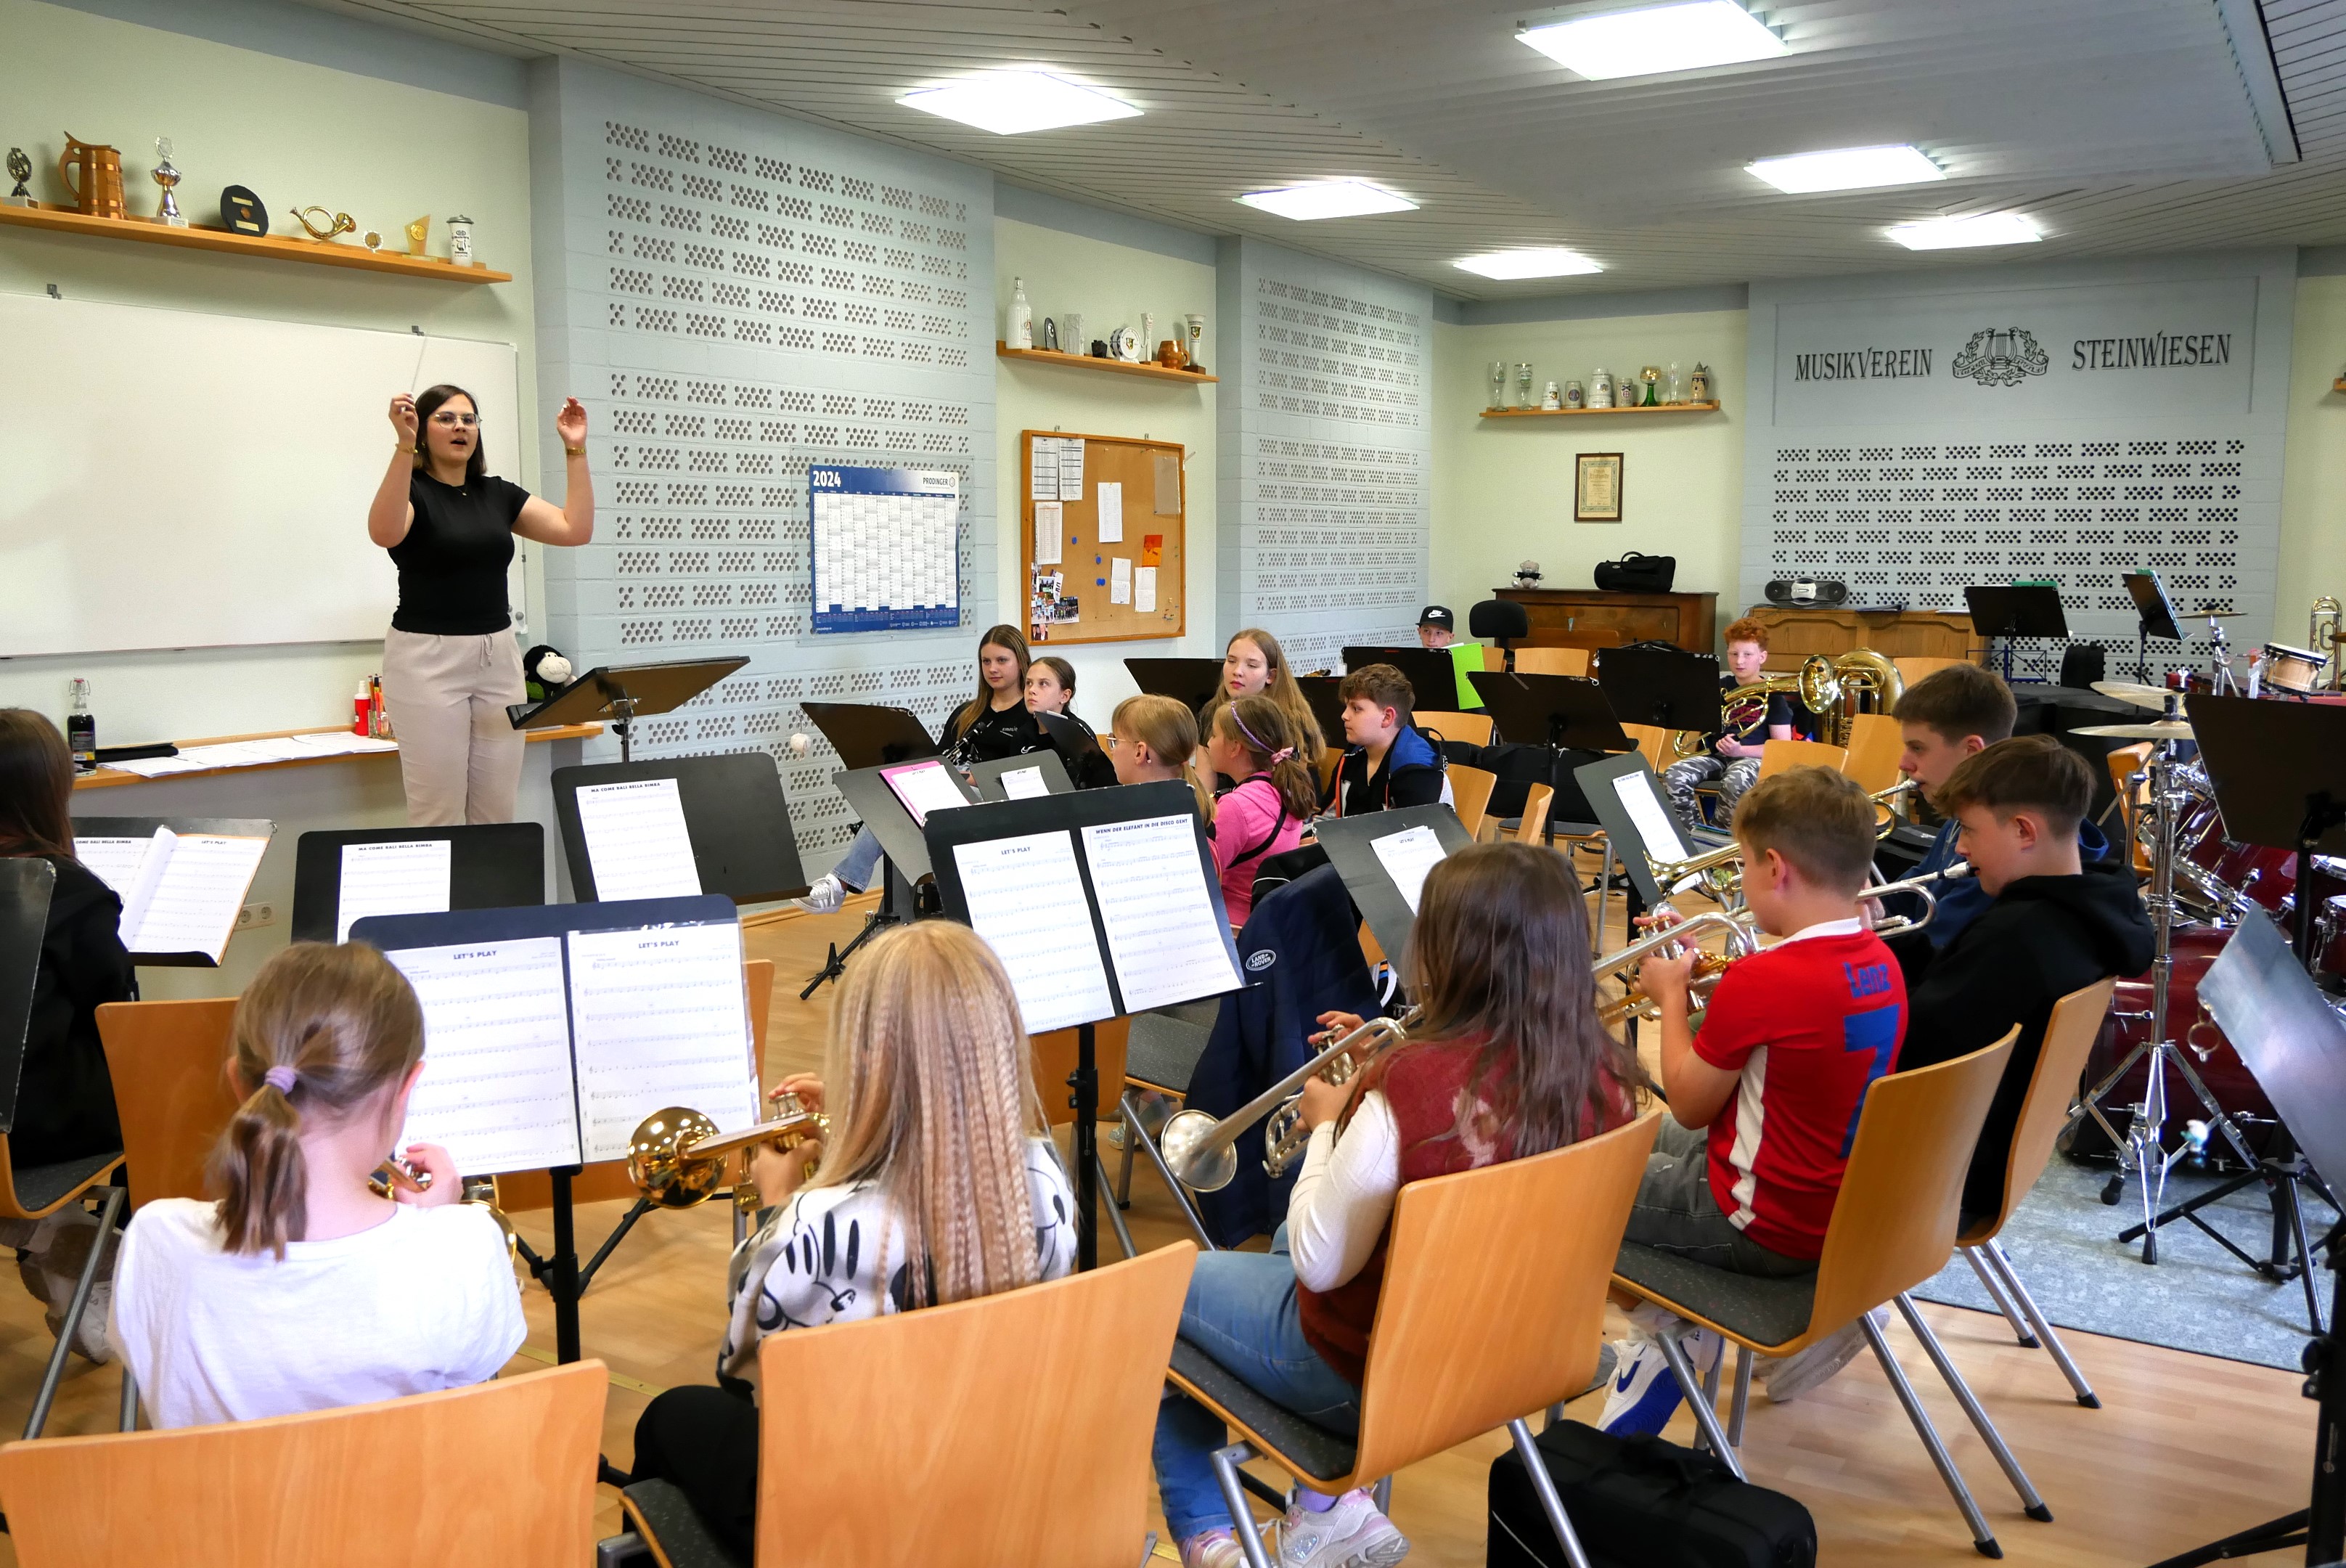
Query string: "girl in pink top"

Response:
xmin=1204 ymin=695 xmax=1316 ymax=927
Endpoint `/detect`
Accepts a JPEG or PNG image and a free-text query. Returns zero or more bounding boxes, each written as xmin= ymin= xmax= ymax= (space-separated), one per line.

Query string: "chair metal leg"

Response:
xmin=118 ymin=1364 xmax=137 ymax=1432
xmin=1858 ymin=1307 xmax=2001 ymax=1556
xmin=1985 ymin=1239 xmax=2100 ymax=1408
xmin=1961 ymin=1246 xmax=2038 ymax=1347
xmin=1727 ymin=1346 xmax=1754 ymax=1447
xmin=1094 ymin=1151 xmax=1137 ymax=1260
xmin=1508 ymin=1417 xmax=1594 ymax=1568
xmin=1124 ymin=1090 xmax=1219 ymax=1251
xmin=1893 ymin=1294 xmax=2052 ymax=1522
xmin=1371 ymin=1475 xmax=1391 ymax=1512
xmin=1137 ymin=1530 xmax=1158 ymax=1567
xmin=1115 ymin=1105 xmax=1139 ymax=1207
xmin=25 ymin=1185 xmax=123 ymax=1440
xmin=1656 ymin=1332 xmax=1746 ymax=1480
xmin=1209 ymin=1442 xmax=1276 ymax=1568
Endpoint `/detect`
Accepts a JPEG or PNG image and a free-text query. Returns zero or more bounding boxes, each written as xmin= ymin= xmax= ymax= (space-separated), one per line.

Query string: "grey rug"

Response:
xmin=1912 ymin=1159 xmax=2335 ymax=1372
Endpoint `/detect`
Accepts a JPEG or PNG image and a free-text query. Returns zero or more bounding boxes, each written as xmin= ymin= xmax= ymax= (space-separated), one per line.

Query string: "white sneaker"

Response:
xmin=794 ymin=873 xmax=846 ymax=915
xmin=1598 ymin=1310 xmax=1721 ymax=1437
xmin=1760 ymin=1308 xmax=1886 ymax=1403
xmin=1279 ymin=1488 xmax=1408 ymax=1568
xmin=1180 ymin=1530 xmax=1248 ymax=1568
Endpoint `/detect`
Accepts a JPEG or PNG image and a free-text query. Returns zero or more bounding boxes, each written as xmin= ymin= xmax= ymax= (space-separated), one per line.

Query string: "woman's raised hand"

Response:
xmin=389 ymin=393 xmax=419 ymax=446
xmin=555 ymin=396 xmax=588 ymax=446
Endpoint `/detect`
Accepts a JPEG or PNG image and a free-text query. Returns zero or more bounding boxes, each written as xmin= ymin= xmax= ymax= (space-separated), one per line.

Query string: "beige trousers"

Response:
xmin=380 ymin=626 xmax=526 ymax=826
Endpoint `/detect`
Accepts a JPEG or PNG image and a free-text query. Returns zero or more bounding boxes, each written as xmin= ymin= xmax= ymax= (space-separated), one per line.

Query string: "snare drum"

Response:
xmin=2261 ymin=641 xmax=2329 ymax=694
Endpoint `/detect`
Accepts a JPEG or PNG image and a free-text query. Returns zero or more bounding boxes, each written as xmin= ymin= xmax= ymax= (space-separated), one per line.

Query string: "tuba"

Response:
xmin=2313 ymin=597 xmax=2342 ymax=693
xmin=1671 ymin=656 xmax=1842 ymax=757
xmin=1823 ymin=648 xmax=1902 ymax=746
xmin=628 ymin=1093 xmax=827 ymax=1212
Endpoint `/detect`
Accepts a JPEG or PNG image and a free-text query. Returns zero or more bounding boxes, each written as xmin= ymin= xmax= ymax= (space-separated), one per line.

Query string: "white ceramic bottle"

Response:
xmin=1010 ymin=277 xmax=1033 ymax=349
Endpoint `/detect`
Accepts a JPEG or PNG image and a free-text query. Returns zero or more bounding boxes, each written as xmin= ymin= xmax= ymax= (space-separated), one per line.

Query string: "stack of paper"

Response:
xmin=105 ymin=732 xmax=396 ymax=778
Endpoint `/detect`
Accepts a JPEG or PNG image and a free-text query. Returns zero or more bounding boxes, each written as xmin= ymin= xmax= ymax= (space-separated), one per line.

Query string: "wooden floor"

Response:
xmin=0 ymin=894 xmax=2316 ymax=1566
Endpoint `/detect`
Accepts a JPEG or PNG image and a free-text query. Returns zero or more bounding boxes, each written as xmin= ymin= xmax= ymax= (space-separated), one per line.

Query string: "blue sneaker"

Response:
xmin=1597 ymin=1328 xmax=1720 ymax=1437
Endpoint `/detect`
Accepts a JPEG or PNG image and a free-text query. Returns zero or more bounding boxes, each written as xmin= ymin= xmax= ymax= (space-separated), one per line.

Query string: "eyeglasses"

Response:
xmin=428 ymin=412 xmax=483 ymax=428
xmin=1100 ymin=734 xmax=1123 ymax=751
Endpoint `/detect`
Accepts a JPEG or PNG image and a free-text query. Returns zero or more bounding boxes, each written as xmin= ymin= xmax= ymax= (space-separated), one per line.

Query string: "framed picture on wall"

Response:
xmin=1574 ymin=452 xmax=1623 ymax=522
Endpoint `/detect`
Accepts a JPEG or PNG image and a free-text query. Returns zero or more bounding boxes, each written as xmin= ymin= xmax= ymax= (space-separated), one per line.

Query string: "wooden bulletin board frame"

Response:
xmin=1021 ymin=428 xmax=1188 ymax=645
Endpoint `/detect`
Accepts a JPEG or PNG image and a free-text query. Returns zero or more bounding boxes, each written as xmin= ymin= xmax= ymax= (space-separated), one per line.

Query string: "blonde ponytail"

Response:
xmin=211 ymin=944 xmax=426 ymax=1259
xmin=1112 ymin=694 xmax=1214 ymax=822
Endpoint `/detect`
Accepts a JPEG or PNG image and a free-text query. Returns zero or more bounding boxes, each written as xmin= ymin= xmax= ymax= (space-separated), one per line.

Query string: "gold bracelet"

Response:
xmin=564 ymin=443 xmax=587 ymax=457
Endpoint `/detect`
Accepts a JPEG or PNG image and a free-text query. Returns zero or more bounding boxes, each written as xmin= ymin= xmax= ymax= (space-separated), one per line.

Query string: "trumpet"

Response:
xmin=1647 ymin=838 xmax=1748 ymax=901
xmin=627 ymin=1092 xmax=828 ymax=1213
xmin=1593 ymin=909 xmax=1764 ymax=1026
xmin=1871 ymin=778 xmax=1918 ymax=837
xmin=1160 ymin=1009 xmax=1418 ymax=1192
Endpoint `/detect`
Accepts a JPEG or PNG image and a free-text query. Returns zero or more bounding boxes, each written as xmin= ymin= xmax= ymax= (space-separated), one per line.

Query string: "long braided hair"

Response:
xmin=807 ymin=921 xmax=1046 ymax=1308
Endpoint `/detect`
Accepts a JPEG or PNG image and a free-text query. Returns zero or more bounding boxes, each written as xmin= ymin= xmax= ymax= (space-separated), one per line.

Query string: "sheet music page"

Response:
xmin=575 ymin=777 xmax=703 ymax=900
xmin=1611 ymin=773 xmax=1692 ymax=866
xmin=997 ymin=764 xmax=1051 ymax=801
xmin=336 ymin=839 xmax=454 ymax=944
xmin=73 ymin=836 xmax=154 ymax=901
xmin=389 ymin=937 xmax=582 ymax=1175
xmin=1368 ymin=824 xmax=1448 ymax=915
xmin=123 ymin=834 xmax=267 ymax=961
xmin=568 ymin=922 xmax=759 ymax=1162
xmin=952 ymin=831 xmax=1113 ymax=1032
xmin=880 ymin=759 xmax=970 ymax=825
xmin=1081 ymin=814 xmax=1242 ymax=1013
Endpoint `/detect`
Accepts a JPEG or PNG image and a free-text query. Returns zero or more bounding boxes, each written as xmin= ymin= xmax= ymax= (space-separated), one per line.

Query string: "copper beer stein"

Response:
xmin=57 ymin=134 xmax=126 ymax=219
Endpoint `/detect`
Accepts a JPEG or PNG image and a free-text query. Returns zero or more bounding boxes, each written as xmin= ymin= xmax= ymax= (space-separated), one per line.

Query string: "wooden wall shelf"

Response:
xmin=0 ymin=203 xmax=512 ymax=283
xmin=1481 ymin=401 xmax=1722 ymax=419
xmin=996 ymin=341 xmax=1217 ymax=384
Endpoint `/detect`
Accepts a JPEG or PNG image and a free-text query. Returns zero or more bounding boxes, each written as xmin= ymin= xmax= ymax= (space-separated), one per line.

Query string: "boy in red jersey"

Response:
xmin=1601 ymin=766 xmax=1908 ymax=1434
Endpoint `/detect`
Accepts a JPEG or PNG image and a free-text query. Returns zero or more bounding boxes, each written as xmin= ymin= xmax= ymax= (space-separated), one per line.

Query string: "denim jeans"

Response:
xmin=831 ymin=825 xmax=886 ymax=891
xmin=1153 ymin=1226 xmax=1362 ymax=1543
xmin=1624 ymin=1116 xmax=1815 ymax=1280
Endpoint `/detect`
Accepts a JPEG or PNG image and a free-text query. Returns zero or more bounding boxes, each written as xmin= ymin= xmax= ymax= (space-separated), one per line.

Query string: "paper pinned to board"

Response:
xmin=1135 ymin=565 xmax=1158 ymax=613
xmin=1097 ymin=481 xmax=1123 ymax=543
xmin=1111 ymin=557 xmax=1132 ymax=605
xmin=1034 ymin=500 xmax=1063 ymax=565
xmin=1153 ymin=452 xmax=1181 ymax=515
xmin=1030 ymin=436 xmax=1060 ymax=501
xmin=1058 ymin=438 xmax=1084 ymax=501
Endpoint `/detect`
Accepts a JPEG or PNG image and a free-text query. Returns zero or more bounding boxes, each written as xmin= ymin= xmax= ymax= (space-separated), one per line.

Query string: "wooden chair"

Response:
xmin=1894 ymin=656 xmax=1965 ymax=686
xmin=1617 ymin=723 xmax=1674 ymax=772
xmin=1316 ymin=746 xmax=1343 ymax=796
xmin=1611 ymin=1033 xmax=2036 ymax=1556
xmin=0 ymin=1360 xmax=605 ymax=1567
xmin=1513 ymin=646 xmax=1590 ymax=678
xmin=621 ymin=1244 xmax=1197 ymax=1568
xmin=1956 ymin=980 xmax=2118 ymax=1408
xmin=1447 ymin=763 xmax=1497 ymax=840
xmin=1756 ymin=738 xmax=1847 ymax=779
xmin=1513 ymin=781 xmax=1556 ymax=844
xmin=2105 ymin=742 xmax=2153 ymax=874
xmin=1172 ymin=1111 xmax=1662 ymax=1568
xmin=1841 ymin=711 xmax=1905 ymax=794
xmin=1416 ymin=711 xmax=1493 ymax=748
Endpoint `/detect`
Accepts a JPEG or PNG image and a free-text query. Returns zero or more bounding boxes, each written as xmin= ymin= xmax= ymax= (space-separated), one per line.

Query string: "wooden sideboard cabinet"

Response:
xmin=1495 ymin=588 xmax=1718 ymax=653
xmin=1744 ymin=606 xmax=1978 ymax=669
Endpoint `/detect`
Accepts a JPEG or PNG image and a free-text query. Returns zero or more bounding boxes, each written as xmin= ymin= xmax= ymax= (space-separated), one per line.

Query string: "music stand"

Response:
xmin=0 ymin=859 xmax=57 ymax=1138
xmin=2154 ymin=908 xmax=2346 ymax=1567
xmin=803 ymin=701 xmax=941 ymax=769
xmin=290 ymin=824 xmax=546 ymax=944
xmin=923 ymin=780 xmax=1241 ymax=1270
xmin=1125 ymin=657 xmax=1226 ymax=716
xmin=1293 ymin=677 xmax=1350 ymax=752
xmin=1315 ymin=804 xmax=1475 ymax=963
xmin=1964 ymin=584 xmax=2067 ymax=682
xmin=968 ymin=750 xmax=1073 ymax=801
xmin=1470 ymin=671 xmax=1632 ymax=753
xmin=799 ymin=761 xmax=978 ymax=999
xmin=1574 ymin=751 xmax=1699 ymax=908
xmin=1034 ymin=709 xmax=1105 ymax=785
xmin=507 ymin=656 xmax=749 ymax=764
xmin=1595 ymin=645 xmax=1722 ymax=734
xmin=67 ymin=817 xmax=277 ymax=968
xmin=1341 ymin=646 xmax=1471 ymax=711
xmin=552 ymin=754 xmax=808 ymax=905
xmin=2123 ymin=570 xmax=2186 ymax=685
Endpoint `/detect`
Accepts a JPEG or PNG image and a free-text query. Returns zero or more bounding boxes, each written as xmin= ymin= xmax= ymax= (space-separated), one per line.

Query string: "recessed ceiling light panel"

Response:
xmin=1888 ymin=213 xmax=2042 ymax=250
xmin=1518 ymin=1 xmax=1787 ymax=80
xmin=1747 ymin=144 xmax=1945 ymax=193
xmin=1235 ymin=180 xmax=1418 ymax=221
xmin=897 ymin=69 xmax=1140 ymax=136
xmin=1454 ymin=247 xmax=1605 ymax=279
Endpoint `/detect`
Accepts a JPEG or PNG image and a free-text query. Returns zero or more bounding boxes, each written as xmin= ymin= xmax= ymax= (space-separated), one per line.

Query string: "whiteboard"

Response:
xmin=0 ymin=293 xmax=521 ymax=657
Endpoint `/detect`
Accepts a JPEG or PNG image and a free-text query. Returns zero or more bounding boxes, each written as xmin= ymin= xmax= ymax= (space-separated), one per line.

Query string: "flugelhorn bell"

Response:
xmin=627 ymin=1093 xmax=827 ymax=1212
xmin=1159 ymin=1010 xmax=1416 ymax=1193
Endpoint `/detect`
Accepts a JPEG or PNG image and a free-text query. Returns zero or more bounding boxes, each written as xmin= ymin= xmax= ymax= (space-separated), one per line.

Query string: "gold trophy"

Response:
xmin=404 ymin=215 xmax=430 ymax=256
xmin=7 ymin=147 xmax=34 ymax=208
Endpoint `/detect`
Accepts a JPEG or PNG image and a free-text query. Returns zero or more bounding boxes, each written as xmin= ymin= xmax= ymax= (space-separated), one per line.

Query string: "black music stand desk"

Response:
xmin=801 ymin=702 xmax=941 ymax=769
xmin=1125 ymin=658 xmax=1226 ymax=716
xmin=1965 ymin=584 xmax=2067 ymax=682
xmin=0 ymin=859 xmax=57 ymax=1140
xmin=1574 ymin=751 xmax=1704 ymax=908
xmin=1470 ymin=671 xmax=1632 ymax=753
xmin=1342 ymin=646 xmax=1471 ymax=712
xmin=1293 ymin=677 xmax=1350 ymax=753
xmin=969 ymin=751 xmax=1073 ymax=801
xmin=508 ymin=657 xmax=748 ymax=763
xmin=1597 ymin=645 xmax=1722 ymax=735
xmin=291 ymin=824 xmax=545 ymax=944
xmin=2123 ymin=570 xmax=2186 ymax=683
xmin=1315 ymin=805 xmax=1474 ymax=963
xmin=552 ymin=754 xmax=807 ymax=906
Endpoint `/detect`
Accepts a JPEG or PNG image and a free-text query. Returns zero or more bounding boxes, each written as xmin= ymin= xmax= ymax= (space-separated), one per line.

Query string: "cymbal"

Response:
xmin=2195 ymin=610 xmax=2244 ymax=618
xmin=2090 ymin=680 xmax=2173 ymax=711
xmin=2075 ymin=719 xmax=2196 ymax=740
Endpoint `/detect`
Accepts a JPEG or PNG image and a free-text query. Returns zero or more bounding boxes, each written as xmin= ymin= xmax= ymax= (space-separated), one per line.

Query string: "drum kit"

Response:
xmin=2066 ymin=653 xmax=2346 ymax=1270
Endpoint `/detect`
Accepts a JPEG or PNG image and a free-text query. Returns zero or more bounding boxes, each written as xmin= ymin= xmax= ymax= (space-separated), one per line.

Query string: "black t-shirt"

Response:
xmin=391 ymin=473 xmax=532 ymax=634
xmin=1717 ymin=674 xmax=1794 ymax=749
xmin=939 ymin=699 xmax=1046 ymax=765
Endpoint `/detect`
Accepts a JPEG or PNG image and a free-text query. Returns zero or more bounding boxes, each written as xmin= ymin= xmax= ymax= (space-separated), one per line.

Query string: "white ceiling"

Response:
xmin=303 ymin=0 xmax=2346 ymax=299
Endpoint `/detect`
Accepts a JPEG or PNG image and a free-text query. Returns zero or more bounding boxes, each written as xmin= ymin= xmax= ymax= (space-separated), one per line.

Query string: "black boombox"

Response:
xmin=1764 ymin=578 xmax=1849 ymax=608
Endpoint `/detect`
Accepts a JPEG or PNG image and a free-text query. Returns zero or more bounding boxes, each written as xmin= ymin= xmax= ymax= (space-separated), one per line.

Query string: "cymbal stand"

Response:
xmin=2067 ymin=740 xmax=2258 ymax=1261
xmin=2202 ymin=609 xmax=2245 ymax=698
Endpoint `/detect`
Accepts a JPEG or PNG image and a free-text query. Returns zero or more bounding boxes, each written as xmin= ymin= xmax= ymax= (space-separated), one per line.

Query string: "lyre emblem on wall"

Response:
xmin=1952 ymin=327 xmax=2050 ymax=388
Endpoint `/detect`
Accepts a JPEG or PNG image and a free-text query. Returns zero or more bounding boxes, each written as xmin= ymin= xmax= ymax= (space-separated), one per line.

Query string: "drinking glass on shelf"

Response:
xmin=1488 ymin=361 xmax=1506 ymax=410
xmin=1516 ymin=362 xmax=1534 ymax=409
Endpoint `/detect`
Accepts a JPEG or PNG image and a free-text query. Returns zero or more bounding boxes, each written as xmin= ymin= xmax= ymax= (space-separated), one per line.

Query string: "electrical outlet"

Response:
xmin=237 ymin=902 xmax=276 ymax=929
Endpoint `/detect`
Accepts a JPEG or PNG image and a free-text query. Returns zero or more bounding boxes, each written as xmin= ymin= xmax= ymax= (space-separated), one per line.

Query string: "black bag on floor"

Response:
xmin=1488 ymin=1421 xmax=1816 ymax=1568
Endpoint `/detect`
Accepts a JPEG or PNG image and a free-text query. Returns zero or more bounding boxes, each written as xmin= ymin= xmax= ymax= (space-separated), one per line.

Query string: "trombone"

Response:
xmin=1160 ymin=1009 xmax=1418 ymax=1192
xmin=1645 ymin=777 xmax=1921 ymax=907
xmin=627 ymin=1093 xmax=828 ymax=1212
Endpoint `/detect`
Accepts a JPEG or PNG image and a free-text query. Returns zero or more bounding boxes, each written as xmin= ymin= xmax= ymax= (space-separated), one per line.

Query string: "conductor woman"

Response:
xmin=367 ymin=385 xmax=594 ymax=825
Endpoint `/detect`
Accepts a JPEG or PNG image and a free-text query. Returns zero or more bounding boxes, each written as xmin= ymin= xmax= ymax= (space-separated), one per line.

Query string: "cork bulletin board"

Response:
xmin=1021 ymin=428 xmax=1188 ymax=645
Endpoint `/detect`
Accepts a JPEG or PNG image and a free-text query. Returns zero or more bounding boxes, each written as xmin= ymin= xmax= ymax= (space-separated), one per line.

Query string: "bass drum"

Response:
xmin=2176 ymin=794 xmax=2310 ymax=919
xmin=2069 ymin=926 xmax=2278 ymax=1169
